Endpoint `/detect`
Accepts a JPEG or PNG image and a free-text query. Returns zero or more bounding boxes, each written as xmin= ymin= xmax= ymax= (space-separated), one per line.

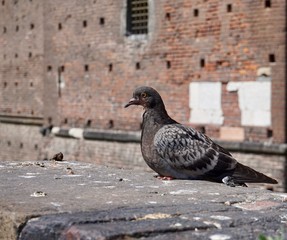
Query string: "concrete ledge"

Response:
xmin=0 ymin=161 xmax=287 ymax=240
xmin=216 ymin=140 xmax=287 ymax=155
xmin=84 ymin=129 xmax=141 ymax=143
xmin=51 ymin=127 xmax=287 ymax=155
xmin=0 ymin=115 xmax=43 ymax=126
xmin=53 ymin=127 xmax=141 ymax=143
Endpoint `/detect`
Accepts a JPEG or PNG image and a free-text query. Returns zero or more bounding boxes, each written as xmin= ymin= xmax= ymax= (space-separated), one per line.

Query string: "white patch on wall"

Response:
xmin=189 ymin=82 xmax=223 ymax=125
xmin=69 ymin=128 xmax=83 ymax=139
xmin=227 ymin=81 xmax=271 ymax=127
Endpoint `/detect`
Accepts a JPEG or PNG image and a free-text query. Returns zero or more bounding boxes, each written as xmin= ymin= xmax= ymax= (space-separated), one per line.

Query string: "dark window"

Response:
xmin=108 ymin=63 xmax=113 ymax=72
xmin=136 ymin=62 xmax=141 ymax=69
xmin=269 ymin=54 xmax=275 ymax=63
xmin=86 ymin=119 xmax=92 ymax=127
xmin=227 ymin=4 xmax=232 ymax=12
xmin=193 ymin=9 xmax=199 ymax=17
xmin=267 ymin=129 xmax=273 ymax=138
xmin=99 ymin=17 xmax=105 ymax=25
xmin=108 ymin=120 xmax=114 ymax=129
xmin=126 ymin=0 xmax=148 ymax=35
xmin=165 ymin=12 xmax=170 ymax=20
xmin=166 ymin=60 xmax=171 ymax=69
xmin=265 ymin=0 xmax=271 ymax=8
xmin=200 ymin=58 xmax=205 ymax=68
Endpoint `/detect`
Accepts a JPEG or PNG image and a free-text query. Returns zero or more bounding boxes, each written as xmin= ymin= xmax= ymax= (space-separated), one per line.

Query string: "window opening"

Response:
xmin=126 ymin=0 xmax=148 ymax=35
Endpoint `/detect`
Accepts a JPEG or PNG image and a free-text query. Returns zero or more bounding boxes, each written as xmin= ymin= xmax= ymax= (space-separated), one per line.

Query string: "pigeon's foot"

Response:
xmin=222 ymin=176 xmax=247 ymax=187
xmin=154 ymin=175 xmax=174 ymax=180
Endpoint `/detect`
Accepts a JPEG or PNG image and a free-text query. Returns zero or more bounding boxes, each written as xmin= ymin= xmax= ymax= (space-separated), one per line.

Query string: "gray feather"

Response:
xmin=154 ymin=124 xmax=236 ymax=178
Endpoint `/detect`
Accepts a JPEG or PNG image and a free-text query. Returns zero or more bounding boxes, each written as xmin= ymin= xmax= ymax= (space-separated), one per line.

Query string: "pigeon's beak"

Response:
xmin=124 ymin=97 xmax=140 ymax=108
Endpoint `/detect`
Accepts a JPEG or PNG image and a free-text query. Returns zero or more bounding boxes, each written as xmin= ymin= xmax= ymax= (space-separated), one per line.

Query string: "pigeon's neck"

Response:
xmin=143 ymin=104 xmax=177 ymax=126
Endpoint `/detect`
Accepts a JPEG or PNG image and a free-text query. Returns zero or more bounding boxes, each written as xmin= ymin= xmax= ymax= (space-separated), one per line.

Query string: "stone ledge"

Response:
xmin=51 ymin=127 xmax=287 ymax=155
xmin=0 ymin=115 xmax=43 ymax=126
xmin=52 ymin=127 xmax=141 ymax=143
xmin=0 ymin=161 xmax=286 ymax=240
xmin=215 ymin=140 xmax=287 ymax=155
xmin=83 ymin=129 xmax=141 ymax=143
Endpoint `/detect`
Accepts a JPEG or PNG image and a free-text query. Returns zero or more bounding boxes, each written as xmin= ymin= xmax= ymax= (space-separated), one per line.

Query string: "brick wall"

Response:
xmin=0 ymin=0 xmax=44 ymax=118
xmin=41 ymin=0 xmax=286 ymax=142
xmin=1 ymin=0 xmax=285 ymax=141
xmin=0 ymin=123 xmax=42 ymax=161
xmin=0 ymin=0 xmax=286 ymax=137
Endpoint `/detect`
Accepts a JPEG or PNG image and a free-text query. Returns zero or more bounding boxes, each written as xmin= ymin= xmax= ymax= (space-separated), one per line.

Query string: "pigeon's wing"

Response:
xmin=154 ymin=124 xmax=237 ymax=179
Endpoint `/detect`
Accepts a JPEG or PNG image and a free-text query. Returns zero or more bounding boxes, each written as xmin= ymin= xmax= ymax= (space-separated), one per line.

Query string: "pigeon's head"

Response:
xmin=125 ymin=86 xmax=163 ymax=110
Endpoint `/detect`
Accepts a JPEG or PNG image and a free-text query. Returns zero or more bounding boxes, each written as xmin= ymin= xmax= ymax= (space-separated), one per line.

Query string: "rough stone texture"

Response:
xmin=0 ymin=161 xmax=286 ymax=240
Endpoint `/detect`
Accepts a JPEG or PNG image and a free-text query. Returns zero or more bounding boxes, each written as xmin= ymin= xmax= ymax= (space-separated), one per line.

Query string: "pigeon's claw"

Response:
xmin=155 ymin=175 xmax=174 ymax=180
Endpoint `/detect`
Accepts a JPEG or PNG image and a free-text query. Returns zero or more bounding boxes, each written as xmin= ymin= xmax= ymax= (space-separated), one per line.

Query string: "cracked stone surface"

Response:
xmin=0 ymin=161 xmax=286 ymax=240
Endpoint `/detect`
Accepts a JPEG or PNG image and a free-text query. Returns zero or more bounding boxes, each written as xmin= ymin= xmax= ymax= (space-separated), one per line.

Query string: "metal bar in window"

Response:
xmin=126 ymin=0 xmax=148 ymax=35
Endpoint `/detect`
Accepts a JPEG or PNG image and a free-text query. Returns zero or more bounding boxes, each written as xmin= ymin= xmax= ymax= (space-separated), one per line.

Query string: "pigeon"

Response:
xmin=125 ymin=86 xmax=278 ymax=187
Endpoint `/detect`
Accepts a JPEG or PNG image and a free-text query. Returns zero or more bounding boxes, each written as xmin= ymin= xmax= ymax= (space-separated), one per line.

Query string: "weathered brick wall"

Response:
xmin=0 ymin=0 xmax=44 ymax=118
xmin=42 ymin=0 xmax=188 ymax=131
xmin=42 ymin=0 xmax=286 ymax=142
xmin=0 ymin=123 xmax=42 ymax=161
xmin=0 ymin=0 xmax=285 ymax=141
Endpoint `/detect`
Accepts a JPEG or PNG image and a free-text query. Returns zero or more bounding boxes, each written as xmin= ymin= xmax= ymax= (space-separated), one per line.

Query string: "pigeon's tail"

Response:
xmin=231 ymin=162 xmax=278 ymax=184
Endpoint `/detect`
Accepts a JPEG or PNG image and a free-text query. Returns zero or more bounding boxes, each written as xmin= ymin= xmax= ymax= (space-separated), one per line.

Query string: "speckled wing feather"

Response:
xmin=153 ymin=124 xmax=237 ymax=180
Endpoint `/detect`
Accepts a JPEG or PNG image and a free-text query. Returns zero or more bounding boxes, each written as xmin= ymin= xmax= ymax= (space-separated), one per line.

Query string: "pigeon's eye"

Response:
xmin=141 ymin=92 xmax=147 ymax=98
